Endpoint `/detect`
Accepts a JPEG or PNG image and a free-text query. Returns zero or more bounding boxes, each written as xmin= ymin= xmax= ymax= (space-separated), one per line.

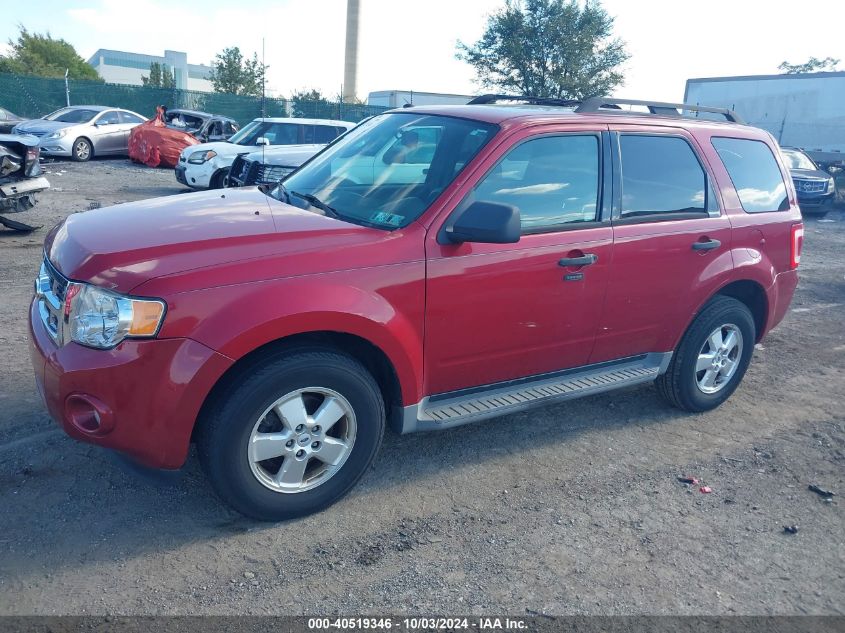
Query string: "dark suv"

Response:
xmin=30 ymin=96 xmax=803 ymax=520
xmin=780 ymin=147 xmax=836 ymax=216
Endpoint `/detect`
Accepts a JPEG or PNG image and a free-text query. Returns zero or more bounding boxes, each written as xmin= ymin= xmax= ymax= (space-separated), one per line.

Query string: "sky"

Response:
xmin=2 ymin=0 xmax=845 ymax=102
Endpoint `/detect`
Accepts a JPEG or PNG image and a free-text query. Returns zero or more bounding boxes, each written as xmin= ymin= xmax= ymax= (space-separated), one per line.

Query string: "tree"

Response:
xmin=0 ymin=25 xmax=101 ymax=80
xmin=208 ymin=47 xmax=267 ymax=96
xmin=141 ymin=62 xmax=175 ymax=89
xmin=291 ymin=88 xmax=335 ymax=119
xmin=778 ymin=57 xmax=840 ymax=74
xmin=457 ymin=0 xmax=629 ymax=99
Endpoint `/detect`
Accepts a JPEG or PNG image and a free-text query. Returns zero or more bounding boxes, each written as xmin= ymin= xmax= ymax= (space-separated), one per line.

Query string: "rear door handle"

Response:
xmin=692 ymin=239 xmax=721 ymax=251
xmin=558 ymin=254 xmax=598 ymax=267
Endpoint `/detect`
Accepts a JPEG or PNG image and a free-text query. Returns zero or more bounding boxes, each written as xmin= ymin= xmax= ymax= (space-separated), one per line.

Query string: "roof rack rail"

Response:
xmin=467 ymin=93 xmax=744 ymax=124
xmin=575 ymin=97 xmax=744 ymax=124
xmin=467 ymin=94 xmax=582 ymax=107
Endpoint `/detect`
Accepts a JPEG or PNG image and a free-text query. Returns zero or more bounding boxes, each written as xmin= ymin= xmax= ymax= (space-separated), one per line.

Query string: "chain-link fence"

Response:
xmin=1 ymin=73 xmax=387 ymax=125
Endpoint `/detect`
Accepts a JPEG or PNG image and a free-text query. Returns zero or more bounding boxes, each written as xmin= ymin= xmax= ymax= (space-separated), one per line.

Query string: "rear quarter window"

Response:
xmin=712 ymin=137 xmax=789 ymax=213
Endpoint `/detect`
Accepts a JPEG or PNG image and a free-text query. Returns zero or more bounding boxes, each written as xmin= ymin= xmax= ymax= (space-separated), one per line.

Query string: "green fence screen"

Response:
xmin=0 ymin=73 xmax=387 ymax=125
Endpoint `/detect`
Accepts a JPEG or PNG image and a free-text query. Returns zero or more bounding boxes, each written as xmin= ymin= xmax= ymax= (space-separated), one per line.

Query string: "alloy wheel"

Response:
xmin=247 ymin=387 xmax=357 ymax=493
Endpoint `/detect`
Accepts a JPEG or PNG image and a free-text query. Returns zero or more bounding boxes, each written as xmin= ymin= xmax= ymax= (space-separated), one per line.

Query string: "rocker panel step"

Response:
xmin=399 ymin=352 xmax=672 ymax=433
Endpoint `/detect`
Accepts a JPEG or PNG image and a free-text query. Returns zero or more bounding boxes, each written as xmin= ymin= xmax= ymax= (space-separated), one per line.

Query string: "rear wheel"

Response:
xmin=197 ymin=350 xmax=385 ymax=521
xmin=71 ymin=137 xmax=92 ymax=162
xmin=656 ymin=296 xmax=755 ymax=412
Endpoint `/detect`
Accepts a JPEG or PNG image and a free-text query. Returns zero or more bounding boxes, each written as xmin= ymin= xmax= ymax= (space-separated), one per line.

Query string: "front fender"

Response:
xmin=156 ymin=265 xmax=426 ymax=405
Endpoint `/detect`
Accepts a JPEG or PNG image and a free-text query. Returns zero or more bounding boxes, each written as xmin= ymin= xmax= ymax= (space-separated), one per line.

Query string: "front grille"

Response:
xmin=258 ymin=164 xmax=295 ymax=184
xmin=34 ymin=256 xmax=69 ymax=344
xmin=24 ymin=130 xmax=48 ymax=138
xmin=794 ymin=179 xmax=827 ymax=194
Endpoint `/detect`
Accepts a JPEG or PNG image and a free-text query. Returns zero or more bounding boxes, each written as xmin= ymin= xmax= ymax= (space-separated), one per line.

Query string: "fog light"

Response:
xmin=65 ymin=394 xmax=114 ymax=435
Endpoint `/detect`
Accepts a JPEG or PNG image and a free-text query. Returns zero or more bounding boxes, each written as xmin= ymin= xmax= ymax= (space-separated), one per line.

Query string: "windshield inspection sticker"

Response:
xmin=370 ymin=211 xmax=404 ymax=227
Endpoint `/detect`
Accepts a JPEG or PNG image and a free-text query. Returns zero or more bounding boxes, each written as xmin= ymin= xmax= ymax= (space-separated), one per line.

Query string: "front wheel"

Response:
xmin=656 ymin=296 xmax=756 ymax=412
xmin=197 ymin=350 xmax=385 ymax=521
xmin=71 ymin=137 xmax=93 ymax=162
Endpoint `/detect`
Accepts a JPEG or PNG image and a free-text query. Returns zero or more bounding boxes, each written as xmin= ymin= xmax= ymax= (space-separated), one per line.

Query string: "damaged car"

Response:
xmin=164 ymin=109 xmax=240 ymax=143
xmin=129 ymin=108 xmax=240 ymax=169
xmin=0 ymin=133 xmax=50 ymax=231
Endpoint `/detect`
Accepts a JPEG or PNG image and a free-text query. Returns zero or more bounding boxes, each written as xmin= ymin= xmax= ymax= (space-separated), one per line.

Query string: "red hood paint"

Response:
xmin=45 ymin=187 xmax=392 ymax=293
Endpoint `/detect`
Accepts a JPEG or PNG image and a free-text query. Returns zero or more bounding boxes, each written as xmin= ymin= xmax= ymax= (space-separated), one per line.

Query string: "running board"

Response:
xmin=398 ymin=352 xmax=672 ymax=434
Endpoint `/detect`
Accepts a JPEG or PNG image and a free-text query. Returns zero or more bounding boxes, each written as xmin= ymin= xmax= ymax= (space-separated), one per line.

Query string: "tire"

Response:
xmin=209 ymin=169 xmax=227 ymax=189
xmin=656 ymin=296 xmax=755 ymax=412
xmin=196 ymin=350 xmax=385 ymax=521
xmin=71 ymin=137 xmax=93 ymax=162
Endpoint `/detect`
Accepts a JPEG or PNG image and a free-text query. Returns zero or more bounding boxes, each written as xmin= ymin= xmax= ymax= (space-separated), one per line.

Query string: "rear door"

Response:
xmin=590 ymin=126 xmax=733 ymax=363
xmin=424 ymin=127 xmax=614 ymax=395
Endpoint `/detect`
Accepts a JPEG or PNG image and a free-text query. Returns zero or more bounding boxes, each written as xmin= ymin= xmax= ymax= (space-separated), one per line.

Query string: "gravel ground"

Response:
xmin=0 ymin=159 xmax=843 ymax=616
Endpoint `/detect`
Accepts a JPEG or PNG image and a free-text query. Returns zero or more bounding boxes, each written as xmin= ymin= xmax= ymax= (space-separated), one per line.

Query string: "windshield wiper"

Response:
xmin=291 ymin=191 xmax=341 ymax=219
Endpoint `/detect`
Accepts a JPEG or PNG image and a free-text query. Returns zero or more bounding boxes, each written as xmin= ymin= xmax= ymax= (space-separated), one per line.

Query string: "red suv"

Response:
xmin=29 ymin=96 xmax=803 ymax=520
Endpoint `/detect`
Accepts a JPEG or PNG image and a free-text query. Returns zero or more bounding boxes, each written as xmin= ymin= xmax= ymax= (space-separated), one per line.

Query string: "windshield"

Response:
xmin=229 ymin=120 xmax=299 ymax=146
xmin=44 ymin=108 xmax=99 ymax=123
xmin=273 ymin=113 xmax=498 ymax=229
xmin=782 ymin=149 xmax=818 ymax=171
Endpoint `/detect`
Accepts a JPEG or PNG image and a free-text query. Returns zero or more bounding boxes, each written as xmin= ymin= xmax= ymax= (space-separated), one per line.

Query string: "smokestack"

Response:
xmin=343 ymin=0 xmax=360 ymax=103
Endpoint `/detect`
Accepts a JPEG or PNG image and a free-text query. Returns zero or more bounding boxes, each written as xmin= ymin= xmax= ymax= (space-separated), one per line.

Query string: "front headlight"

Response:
xmin=188 ymin=149 xmax=217 ymax=164
xmin=66 ymin=283 xmax=166 ymax=349
xmin=827 ymin=177 xmax=836 ymax=193
xmin=45 ymin=129 xmax=67 ymax=140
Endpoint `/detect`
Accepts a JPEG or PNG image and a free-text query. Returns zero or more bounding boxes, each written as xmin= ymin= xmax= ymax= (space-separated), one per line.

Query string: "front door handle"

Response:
xmin=558 ymin=254 xmax=598 ymax=267
xmin=692 ymin=238 xmax=721 ymax=252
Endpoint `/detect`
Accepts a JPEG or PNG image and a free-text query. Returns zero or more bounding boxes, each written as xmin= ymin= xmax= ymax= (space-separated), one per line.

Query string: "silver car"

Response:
xmin=12 ymin=106 xmax=147 ymax=162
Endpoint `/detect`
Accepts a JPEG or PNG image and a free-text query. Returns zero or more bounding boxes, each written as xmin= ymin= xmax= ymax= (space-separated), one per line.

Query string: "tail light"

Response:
xmin=26 ymin=147 xmax=39 ymax=162
xmin=790 ymin=223 xmax=804 ymax=269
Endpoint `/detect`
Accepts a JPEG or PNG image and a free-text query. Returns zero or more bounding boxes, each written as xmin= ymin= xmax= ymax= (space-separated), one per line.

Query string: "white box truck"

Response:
xmin=685 ymin=71 xmax=845 ymax=166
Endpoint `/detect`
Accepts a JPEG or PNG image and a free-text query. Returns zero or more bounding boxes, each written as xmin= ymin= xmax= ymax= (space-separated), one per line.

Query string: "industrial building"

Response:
xmin=86 ymin=49 xmax=213 ymax=92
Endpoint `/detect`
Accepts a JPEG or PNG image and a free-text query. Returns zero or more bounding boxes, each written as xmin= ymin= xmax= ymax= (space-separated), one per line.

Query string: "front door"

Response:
xmin=92 ymin=110 xmax=124 ymax=154
xmin=590 ymin=128 xmax=733 ymax=364
xmin=425 ymin=129 xmax=613 ymax=395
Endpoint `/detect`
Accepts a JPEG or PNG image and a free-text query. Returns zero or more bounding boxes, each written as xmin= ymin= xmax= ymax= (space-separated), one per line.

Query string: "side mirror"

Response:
xmin=256 ymin=137 xmax=270 ymax=146
xmin=442 ymin=200 xmax=520 ymax=244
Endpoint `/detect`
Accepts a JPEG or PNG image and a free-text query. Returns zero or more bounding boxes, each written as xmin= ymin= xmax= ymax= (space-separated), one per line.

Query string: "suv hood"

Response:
xmin=790 ymin=167 xmax=830 ymax=180
xmin=244 ymin=144 xmax=325 ymax=164
xmin=45 ymin=187 xmax=389 ymax=293
xmin=183 ymin=140 xmax=242 ymax=159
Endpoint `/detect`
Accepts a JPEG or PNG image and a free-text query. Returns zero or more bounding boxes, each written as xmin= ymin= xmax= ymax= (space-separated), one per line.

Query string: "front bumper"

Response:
xmin=38 ymin=137 xmax=74 ymax=157
xmin=29 ymin=298 xmax=232 ymax=469
xmin=177 ymin=160 xmax=214 ymax=189
xmin=0 ymin=175 xmax=50 ymax=199
xmin=174 ymin=163 xmax=191 ymax=187
xmin=797 ymin=191 xmax=834 ymax=210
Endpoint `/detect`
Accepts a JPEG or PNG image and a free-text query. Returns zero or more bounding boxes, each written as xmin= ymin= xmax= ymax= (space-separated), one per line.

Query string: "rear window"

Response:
xmin=712 ymin=137 xmax=789 ymax=213
xmin=619 ymin=135 xmax=708 ymax=217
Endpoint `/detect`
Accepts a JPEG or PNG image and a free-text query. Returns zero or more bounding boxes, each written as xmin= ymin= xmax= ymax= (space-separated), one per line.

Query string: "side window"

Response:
xmin=97 ymin=110 xmax=121 ymax=125
xmin=264 ymin=123 xmax=297 ymax=145
xmin=301 ymin=125 xmax=315 ymax=144
xmin=619 ymin=135 xmax=708 ymax=217
xmin=315 ymin=125 xmax=339 ymax=144
xmin=712 ymin=137 xmax=789 ymax=213
xmin=473 ymin=135 xmax=600 ymax=232
xmin=119 ymin=111 xmax=144 ymax=124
